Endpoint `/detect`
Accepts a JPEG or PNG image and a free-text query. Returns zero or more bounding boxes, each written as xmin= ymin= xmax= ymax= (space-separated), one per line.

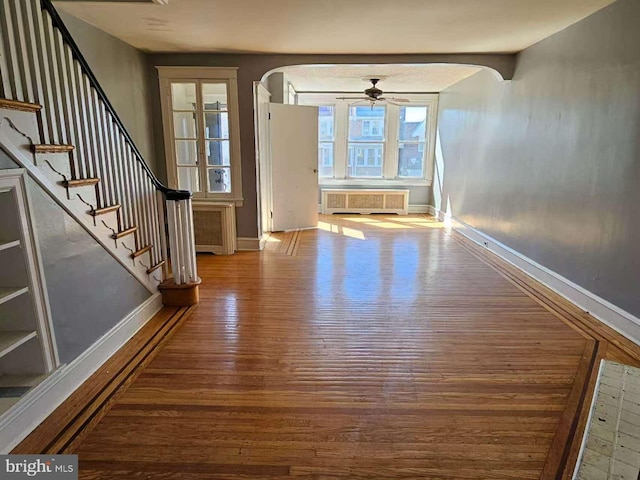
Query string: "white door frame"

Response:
xmin=254 ymin=81 xmax=273 ymax=237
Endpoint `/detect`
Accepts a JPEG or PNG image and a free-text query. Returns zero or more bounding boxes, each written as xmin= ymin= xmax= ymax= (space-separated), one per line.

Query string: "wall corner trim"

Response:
xmin=0 ymin=293 xmax=163 ymax=453
xmin=237 ymin=237 xmax=262 ymax=251
xmin=436 ymin=211 xmax=640 ymax=346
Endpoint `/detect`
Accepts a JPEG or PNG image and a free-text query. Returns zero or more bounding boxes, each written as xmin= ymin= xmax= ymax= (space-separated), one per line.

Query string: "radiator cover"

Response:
xmin=192 ymin=202 xmax=236 ymax=254
xmin=321 ymin=189 xmax=410 ymax=215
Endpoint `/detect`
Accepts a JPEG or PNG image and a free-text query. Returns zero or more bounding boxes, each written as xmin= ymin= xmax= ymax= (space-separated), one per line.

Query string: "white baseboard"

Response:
xmin=408 ymin=204 xmax=431 ymax=214
xmin=237 ymin=237 xmax=262 ymax=251
xmin=0 ymin=293 xmax=163 ymax=453
xmin=437 ymin=210 xmax=640 ymax=345
xmin=427 ymin=205 xmax=438 ymax=216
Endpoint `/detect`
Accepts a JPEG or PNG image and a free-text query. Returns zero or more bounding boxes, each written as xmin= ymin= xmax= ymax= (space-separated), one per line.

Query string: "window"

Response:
xmin=398 ymin=106 xmax=428 ymax=178
xmin=158 ymin=67 xmax=242 ymax=203
xmin=362 ymin=119 xmax=383 ymax=137
xmin=318 ymin=106 xmax=335 ymax=177
xmin=348 ymin=106 xmax=385 ymax=178
xmin=299 ymin=93 xmax=438 ymax=186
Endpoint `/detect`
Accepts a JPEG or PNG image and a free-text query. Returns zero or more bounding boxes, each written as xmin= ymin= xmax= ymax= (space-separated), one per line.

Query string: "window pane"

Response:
xmin=348 ymin=143 xmax=383 ymax=177
xmin=318 ymin=142 xmax=334 ymax=177
xmin=399 ymin=106 xmax=428 ymax=142
xmin=171 ymin=83 xmax=196 ymax=110
xmin=206 ymin=140 xmax=230 ymax=166
xmin=177 ymin=167 xmax=200 ymax=192
xmin=207 ymin=167 xmax=231 ymax=193
xmin=173 ymin=112 xmax=196 ymax=138
xmin=175 ymin=140 xmax=198 ymax=165
xmin=318 ymin=106 xmax=334 ymax=141
xmin=398 ymin=143 xmax=424 ymax=178
xmin=204 ymin=112 xmax=229 ymax=139
xmin=349 ymin=106 xmax=385 ymax=141
xmin=202 ymin=83 xmax=228 ymax=110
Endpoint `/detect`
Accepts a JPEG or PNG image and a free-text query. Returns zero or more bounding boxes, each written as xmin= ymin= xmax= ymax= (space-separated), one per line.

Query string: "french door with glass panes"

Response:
xmin=170 ymin=80 xmax=233 ymax=197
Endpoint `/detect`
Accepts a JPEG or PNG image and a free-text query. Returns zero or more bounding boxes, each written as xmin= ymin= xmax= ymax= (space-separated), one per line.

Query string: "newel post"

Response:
xmin=158 ymin=190 xmax=201 ymax=306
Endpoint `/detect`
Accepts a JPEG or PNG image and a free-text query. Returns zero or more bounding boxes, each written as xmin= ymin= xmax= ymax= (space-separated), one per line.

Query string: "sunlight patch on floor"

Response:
xmin=342 ymin=227 xmax=366 ymax=240
xmin=317 ymin=221 xmax=366 ymax=240
xmin=369 ymin=222 xmax=412 ymax=229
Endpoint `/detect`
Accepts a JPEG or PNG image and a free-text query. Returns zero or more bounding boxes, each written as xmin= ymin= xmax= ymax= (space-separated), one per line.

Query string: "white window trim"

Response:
xmin=157 ymin=66 xmax=243 ymax=205
xmin=298 ymin=93 xmax=438 ymax=187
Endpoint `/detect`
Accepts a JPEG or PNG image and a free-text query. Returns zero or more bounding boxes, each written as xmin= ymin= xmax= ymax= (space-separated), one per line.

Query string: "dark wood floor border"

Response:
xmin=539 ymin=339 xmax=599 ymax=480
xmin=449 ymin=230 xmax=640 ymax=358
xmin=12 ymin=305 xmax=194 ymax=454
xmin=448 ymin=228 xmax=640 ymax=479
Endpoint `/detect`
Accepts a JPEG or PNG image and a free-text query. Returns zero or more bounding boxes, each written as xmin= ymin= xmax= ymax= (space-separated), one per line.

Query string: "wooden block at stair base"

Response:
xmin=158 ymin=278 xmax=201 ymax=306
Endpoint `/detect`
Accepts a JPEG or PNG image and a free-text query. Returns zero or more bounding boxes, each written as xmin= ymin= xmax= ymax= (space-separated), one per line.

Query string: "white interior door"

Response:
xmin=270 ymin=103 xmax=319 ymax=231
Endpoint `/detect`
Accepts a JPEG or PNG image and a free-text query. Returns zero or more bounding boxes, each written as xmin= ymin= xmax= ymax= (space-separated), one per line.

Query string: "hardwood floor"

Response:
xmin=66 ymin=215 xmax=628 ymax=478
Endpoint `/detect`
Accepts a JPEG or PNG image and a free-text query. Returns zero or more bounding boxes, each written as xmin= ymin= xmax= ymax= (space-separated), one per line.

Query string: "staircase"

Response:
xmin=0 ymin=0 xmax=199 ymax=293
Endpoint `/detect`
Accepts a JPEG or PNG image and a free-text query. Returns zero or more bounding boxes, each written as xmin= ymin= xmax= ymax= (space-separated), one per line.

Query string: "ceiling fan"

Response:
xmin=336 ymin=79 xmax=410 ymax=105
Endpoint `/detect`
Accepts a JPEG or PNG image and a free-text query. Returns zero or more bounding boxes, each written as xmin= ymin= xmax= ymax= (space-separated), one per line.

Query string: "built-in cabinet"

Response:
xmin=0 ymin=170 xmax=57 ymax=417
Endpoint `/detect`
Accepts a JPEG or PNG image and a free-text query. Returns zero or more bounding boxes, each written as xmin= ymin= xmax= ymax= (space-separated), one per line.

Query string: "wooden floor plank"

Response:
xmin=21 ymin=214 xmax=640 ymax=478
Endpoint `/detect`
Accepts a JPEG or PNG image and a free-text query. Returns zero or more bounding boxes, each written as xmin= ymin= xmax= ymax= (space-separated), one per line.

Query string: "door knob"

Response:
xmin=313 ymin=169 xmax=318 ymax=173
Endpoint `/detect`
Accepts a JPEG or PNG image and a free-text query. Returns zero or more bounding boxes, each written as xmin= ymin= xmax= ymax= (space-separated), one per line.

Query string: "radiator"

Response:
xmin=321 ymin=189 xmax=409 ymax=215
xmin=192 ymin=202 xmax=237 ymax=254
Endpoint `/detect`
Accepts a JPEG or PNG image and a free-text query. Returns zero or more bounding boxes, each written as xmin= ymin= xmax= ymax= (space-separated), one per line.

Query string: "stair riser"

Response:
xmin=64 ymin=184 xmax=97 ymax=206
xmin=131 ymin=249 xmax=152 ymax=269
xmin=0 ymin=109 xmax=41 ymax=150
xmin=36 ymin=153 xmax=72 ymax=188
xmin=91 ymin=210 xmax=119 ymax=230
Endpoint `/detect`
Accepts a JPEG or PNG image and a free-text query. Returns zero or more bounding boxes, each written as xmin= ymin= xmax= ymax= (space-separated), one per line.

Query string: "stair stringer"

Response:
xmin=0 ymin=114 xmax=162 ymax=293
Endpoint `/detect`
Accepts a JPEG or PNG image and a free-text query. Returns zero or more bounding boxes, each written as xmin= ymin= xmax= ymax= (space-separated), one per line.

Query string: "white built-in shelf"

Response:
xmin=0 ymin=286 xmax=29 ymax=306
xmin=0 ymin=240 xmax=20 ymax=252
xmin=0 ymin=331 xmax=37 ymax=358
xmin=0 ymin=373 xmax=48 ymax=417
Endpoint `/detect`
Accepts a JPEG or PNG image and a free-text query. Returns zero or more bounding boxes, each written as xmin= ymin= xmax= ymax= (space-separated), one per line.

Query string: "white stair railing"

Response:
xmin=0 ymin=0 xmax=198 ymax=288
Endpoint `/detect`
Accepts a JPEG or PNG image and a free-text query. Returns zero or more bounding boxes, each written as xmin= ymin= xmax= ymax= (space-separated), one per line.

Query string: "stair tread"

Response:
xmin=147 ymin=261 xmax=166 ymax=274
xmin=112 ymin=226 xmax=138 ymax=239
xmin=0 ymin=98 xmax=42 ymax=112
xmin=131 ymin=245 xmax=153 ymax=258
xmin=32 ymin=144 xmax=75 ymax=154
xmin=91 ymin=204 xmax=121 ymax=216
xmin=64 ymin=178 xmax=100 ymax=188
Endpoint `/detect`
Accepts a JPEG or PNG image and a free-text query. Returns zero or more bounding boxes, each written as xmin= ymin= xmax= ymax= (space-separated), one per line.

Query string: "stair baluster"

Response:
xmin=0 ymin=0 xmax=200 ymax=302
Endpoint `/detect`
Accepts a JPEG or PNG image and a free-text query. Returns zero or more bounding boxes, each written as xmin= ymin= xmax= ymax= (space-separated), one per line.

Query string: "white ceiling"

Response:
xmin=277 ymin=65 xmax=482 ymax=93
xmin=54 ymin=0 xmax=615 ymax=54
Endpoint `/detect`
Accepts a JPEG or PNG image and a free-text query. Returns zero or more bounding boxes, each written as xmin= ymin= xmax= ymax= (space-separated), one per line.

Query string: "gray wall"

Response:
xmin=147 ymin=53 xmax=515 ymax=238
xmin=436 ymin=0 xmax=640 ymax=318
xmin=0 ymin=150 xmax=151 ymax=364
xmin=58 ymin=11 xmax=157 ymax=171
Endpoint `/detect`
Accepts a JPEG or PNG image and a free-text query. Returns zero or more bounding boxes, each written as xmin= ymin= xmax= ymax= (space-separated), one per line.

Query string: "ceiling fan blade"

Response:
xmin=385 ymin=97 xmax=410 ymax=103
xmin=336 ymin=96 xmax=368 ymax=100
